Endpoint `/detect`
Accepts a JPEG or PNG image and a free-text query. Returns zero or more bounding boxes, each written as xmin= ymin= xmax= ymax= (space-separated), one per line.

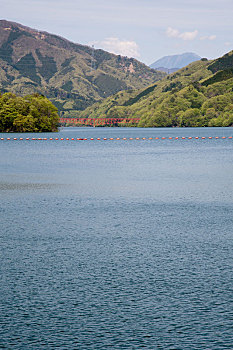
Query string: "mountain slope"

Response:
xmin=80 ymin=51 xmax=233 ymax=127
xmin=0 ymin=20 xmax=164 ymax=115
xmin=150 ymin=52 xmax=201 ymax=71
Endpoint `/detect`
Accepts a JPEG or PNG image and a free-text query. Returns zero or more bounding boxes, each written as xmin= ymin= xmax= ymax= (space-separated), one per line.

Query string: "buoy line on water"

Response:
xmin=0 ymin=136 xmax=232 ymax=141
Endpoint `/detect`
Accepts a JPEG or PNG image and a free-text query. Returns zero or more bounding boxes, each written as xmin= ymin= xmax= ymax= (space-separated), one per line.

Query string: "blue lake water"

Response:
xmin=0 ymin=127 xmax=233 ymax=349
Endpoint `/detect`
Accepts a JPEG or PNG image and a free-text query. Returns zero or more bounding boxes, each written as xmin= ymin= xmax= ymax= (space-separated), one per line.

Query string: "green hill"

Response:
xmin=80 ymin=51 xmax=233 ymax=127
xmin=0 ymin=20 xmax=164 ymax=116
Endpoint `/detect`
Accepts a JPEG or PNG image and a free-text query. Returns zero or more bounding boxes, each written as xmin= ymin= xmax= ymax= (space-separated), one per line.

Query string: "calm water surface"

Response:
xmin=0 ymin=127 xmax=233 ymax=349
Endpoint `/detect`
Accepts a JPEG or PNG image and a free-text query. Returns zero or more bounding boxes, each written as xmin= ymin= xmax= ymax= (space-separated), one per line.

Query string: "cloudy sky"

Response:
xmin=1 ymin=0 xmax=232 ymax=65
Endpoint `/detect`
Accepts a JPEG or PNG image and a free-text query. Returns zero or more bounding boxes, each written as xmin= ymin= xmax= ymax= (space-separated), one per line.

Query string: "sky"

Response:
xmin=1 ymin=0 xmax=233 ymax=65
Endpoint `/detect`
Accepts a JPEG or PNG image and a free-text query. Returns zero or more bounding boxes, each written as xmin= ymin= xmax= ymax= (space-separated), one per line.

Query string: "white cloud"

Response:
xmin=179 ymin=30 xmax=198 ymax=40
xmin=166 ymin=27 xmax=198 ymax=41
xmin=200 ymin=35 xmax=217 ymax=40
xmin=92 ymin=37 xmax=140 ymax=58
xmin=166 ymin=27 xmax=180 ymax=38
xmin=209 ymin=35 xmax=217 ymax=40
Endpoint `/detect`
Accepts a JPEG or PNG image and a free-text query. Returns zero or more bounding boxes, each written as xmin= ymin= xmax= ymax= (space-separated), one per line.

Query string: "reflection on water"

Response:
xmin=0 ymin=128 xmax=233 ymax=349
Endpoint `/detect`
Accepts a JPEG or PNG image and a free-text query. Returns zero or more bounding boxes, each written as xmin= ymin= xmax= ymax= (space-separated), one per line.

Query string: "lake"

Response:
xmin=0 ymin=127 xmax=233 ymax=349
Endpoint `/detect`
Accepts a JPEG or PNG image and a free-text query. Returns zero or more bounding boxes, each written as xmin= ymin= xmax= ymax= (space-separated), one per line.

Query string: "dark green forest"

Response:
xmin=0 ymin=93 xmax=59 ymax=132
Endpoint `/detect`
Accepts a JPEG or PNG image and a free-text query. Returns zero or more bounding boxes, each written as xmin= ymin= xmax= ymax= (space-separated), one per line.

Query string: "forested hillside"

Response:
xmin=80 ymin=51 xmax=233 ymax=127
xmin=0 ymin=20 xmax=164 ymax=116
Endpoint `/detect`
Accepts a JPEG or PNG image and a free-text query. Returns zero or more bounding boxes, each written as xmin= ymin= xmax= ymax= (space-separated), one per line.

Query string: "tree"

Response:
xmin=178 ymin=108 xmax=202 ymax=127
xmin=0 ymin=93 xmax=59 ymax=132
xmin=202 ymin=94 xmax=232 ymax=115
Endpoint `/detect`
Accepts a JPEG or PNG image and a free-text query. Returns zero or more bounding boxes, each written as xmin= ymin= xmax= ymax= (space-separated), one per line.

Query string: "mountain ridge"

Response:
xmin=0 ymin=20 xmax=164 ymax=115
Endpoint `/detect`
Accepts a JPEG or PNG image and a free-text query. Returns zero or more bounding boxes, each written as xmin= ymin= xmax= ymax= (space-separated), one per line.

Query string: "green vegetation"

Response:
xmin=201 ymin=69 xmax=233 ymax=86
xmin=0 ymin=92 xmax=59 ymax=132
xmin=80 ymin=51 xmax=233 ymax=127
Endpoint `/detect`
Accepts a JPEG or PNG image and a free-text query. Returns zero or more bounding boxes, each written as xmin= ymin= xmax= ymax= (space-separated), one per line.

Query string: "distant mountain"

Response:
xmin=0 ymin=20 xmax=164 ymax=115
xmin=150 ymin=53 xmax=201 ymax=72
xmin=80 ymin=51 xmax=233 ymax=127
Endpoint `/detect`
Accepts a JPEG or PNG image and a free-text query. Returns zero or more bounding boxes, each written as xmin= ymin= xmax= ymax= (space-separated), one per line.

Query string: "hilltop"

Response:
xmin=0 ymin=20 xmax=164 ymax=116
xmin=80 ymin=51 xmax=233 ymax=127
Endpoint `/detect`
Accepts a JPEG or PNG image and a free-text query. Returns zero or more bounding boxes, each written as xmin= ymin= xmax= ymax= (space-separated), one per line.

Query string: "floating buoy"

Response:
xmin=0 ymin=135 xmax=230 ymax=142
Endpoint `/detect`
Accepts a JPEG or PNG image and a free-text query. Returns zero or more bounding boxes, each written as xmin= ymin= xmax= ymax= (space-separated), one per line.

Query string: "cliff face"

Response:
xmin=0 ymin=20 xmax=164 ymax=115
